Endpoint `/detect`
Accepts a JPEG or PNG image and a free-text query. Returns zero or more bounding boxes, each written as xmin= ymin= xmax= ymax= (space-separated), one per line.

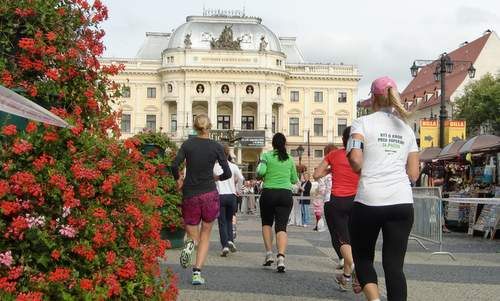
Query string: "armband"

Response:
xmin=346 ymin=138 xmax=364 ymax=154
xmin=258 ymin=159 xmax=267 ymax=164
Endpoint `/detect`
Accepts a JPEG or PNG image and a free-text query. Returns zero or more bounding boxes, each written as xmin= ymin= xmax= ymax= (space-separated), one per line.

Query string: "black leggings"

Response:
xmin=260 ymin=188 xmax=293 ymax=233
xmin=350 ymin=202 xmax=414 ymax=301
xmin=324 ymin=195 xmax=355 ymax=248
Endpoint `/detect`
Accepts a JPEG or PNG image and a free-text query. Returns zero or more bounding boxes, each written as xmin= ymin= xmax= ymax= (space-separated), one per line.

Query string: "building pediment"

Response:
xmin=121 ymin=104 xmax=134 ymax=111
xmin=287 ymin=108 xmax=301 ymax=115
xmin=312 ymin=109 xmax=326 ymax=115
xmin=335 ymin=109 xmax=349 ymax=116
xmin=144 ymin=105 xmax=159 ymax=112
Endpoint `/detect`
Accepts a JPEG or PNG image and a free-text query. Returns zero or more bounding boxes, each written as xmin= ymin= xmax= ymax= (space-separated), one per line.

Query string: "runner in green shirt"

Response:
xmin=257 ymin=133 xmax=298 ymax=273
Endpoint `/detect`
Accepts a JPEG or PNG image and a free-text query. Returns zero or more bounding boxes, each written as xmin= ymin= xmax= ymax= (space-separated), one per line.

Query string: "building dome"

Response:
xmin=167 ymin=15 xmax=282 ymax=52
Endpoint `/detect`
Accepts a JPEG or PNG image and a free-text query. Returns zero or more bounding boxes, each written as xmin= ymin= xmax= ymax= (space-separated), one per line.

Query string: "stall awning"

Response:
xmin=0 ymin=85 xmax=70 ymax=128
xmin=458 ymin=134 xmax=500 ymax=154
xmin=437 ymin=140 xmax=467 ymax=160
xmin=419 ymin=147 xmax=442 ymax=162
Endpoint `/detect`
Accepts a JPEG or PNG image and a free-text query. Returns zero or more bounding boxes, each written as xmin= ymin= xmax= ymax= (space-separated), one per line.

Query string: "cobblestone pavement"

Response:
xmin=161 ymin=215 xmax=500 ymax=301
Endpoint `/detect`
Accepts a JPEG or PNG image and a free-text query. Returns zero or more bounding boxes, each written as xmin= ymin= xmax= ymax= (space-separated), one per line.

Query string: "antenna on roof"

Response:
xmin=243 ymin=1 xmax=246 ymax=16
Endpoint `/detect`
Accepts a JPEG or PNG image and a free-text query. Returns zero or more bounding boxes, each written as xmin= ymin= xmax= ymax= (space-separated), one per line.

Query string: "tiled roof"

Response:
xmin=401 ymin=32 xmax=491 ymax=110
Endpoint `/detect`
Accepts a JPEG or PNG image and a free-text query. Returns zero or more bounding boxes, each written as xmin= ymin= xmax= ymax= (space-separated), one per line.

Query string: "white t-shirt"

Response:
xmin=214 ymin=161 xmax=244 ymax=195
xmin=351 ymin=111 xmax=419 ymax=206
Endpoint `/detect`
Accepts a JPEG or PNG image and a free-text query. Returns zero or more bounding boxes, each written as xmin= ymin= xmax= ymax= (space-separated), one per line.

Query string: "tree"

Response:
xmin=455 ymin=73 xmax=500 ymax=135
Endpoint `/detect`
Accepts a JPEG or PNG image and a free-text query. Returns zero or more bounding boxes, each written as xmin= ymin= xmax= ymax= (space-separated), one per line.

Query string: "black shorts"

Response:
xmin=259 ymin=188 xmax=293 ymax=233
xmin=324 ymin=195 xmax=355 ymax=246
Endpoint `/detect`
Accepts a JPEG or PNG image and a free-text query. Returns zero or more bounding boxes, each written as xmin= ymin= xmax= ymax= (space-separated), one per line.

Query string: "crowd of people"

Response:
xmin=171 ymin=76 xmax=420 ymax=301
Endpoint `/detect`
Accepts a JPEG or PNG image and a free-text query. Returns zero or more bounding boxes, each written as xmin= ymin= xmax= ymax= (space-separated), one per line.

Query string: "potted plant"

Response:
xmin=134 ymin=131 xmax=185 ymax=249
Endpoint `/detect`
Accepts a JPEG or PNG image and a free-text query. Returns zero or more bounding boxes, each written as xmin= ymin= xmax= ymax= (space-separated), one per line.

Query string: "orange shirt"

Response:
xmin=325 ymin=148 xmax=359 ymax=197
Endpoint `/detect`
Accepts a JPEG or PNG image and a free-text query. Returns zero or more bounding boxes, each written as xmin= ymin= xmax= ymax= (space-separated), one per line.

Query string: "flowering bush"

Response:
xmin=0 ymin=122 xmax=178 ymax=300
xmin=134 ymin=131 xmax=183 ymax=231
xmin=0 ymin=0 xmax=178 ymax=299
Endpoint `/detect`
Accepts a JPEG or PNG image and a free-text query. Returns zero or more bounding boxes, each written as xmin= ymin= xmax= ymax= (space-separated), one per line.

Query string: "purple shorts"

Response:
xmin=182 ymin=190 xmax=220 ymax=225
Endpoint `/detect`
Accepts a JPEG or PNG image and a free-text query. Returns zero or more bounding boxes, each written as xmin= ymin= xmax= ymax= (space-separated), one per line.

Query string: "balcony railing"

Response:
xmin=286 ymin=63 xmax=358 ymax=76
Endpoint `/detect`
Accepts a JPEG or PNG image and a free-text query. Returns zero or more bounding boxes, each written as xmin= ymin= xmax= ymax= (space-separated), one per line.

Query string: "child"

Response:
xmin=311 ymin=181 xmax=325 ymax=231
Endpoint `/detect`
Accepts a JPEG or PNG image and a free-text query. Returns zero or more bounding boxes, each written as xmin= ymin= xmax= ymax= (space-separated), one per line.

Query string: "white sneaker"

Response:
xmin=336 ymin=258 xmax=344 ymax=270
xmin=263 ymin=253 xmax=274 ymax=266
xmin=277 ymin=255 xmax=286 ymax=273
xmin=228 ymin=241 xmax=237 ymax=253
xmin=220 ymin=247 xmax=229 ymax=257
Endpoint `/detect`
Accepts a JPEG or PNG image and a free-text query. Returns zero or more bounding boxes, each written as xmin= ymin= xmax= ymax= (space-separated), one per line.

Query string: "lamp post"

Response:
xmin=410 ymin=53 xmax=475 ymax=148
xmin=296 ymin=145 xmax=304 ymax=167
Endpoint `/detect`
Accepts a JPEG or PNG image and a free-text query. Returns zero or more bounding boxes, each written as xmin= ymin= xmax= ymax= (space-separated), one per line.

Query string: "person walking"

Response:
xmin=172 ymin=114 xmax=232 ymax=285
xmin=314 ymin=126 xmax=360 ymax=293
xmin=347 ymin=77 xmax=419 ymax=301
xmin=214 ymin=145 xmax=245 ymax=257
xmin=299 ymin=173 xmax=312 ymax=227
xmin=257 ymin=133 xmax=299 ymax=272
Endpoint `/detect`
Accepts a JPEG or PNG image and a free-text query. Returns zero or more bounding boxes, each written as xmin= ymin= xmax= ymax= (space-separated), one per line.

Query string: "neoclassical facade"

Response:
xmin=101 ymin=11 xmax=361 ymax=174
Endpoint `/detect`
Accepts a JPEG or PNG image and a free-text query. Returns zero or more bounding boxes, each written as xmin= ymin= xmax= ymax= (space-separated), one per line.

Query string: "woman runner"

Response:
xmin=257 ymin=133 xmax=299 ymax=272
xmin=172 ymin=114 xmax=231 ymax=285
xmin=348 ymin=77 xmax=419 ymax=301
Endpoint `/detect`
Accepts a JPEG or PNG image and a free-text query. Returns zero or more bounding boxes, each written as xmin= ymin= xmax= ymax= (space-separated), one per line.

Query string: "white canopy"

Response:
xmin=0 ymin=85 xmax=70 ymax=128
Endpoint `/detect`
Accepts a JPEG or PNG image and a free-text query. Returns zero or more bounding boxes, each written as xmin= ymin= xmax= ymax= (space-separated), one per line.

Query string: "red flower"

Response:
xmin=16 ymin=292 xmax=44 ymax=301
xmin=13 ymin=139 xmax=33 ymax=155
xmin=97 ymin=159 xmax=113 ymax=170
xmin=0 ymin=276 xmax=16 ymax=292
xmin=33 ymin=153 xmax=55 ymax=171
xmin=8 ymin=266 xmax=24 ymax=280
xmin=67 ymin=140 xmax=77 ymax=153
xmin=18 ymin=38 xmax=35 ymax=50
xmin=7 ymin=216 xmax=29 ymax=239
xmin=45 ymin=46 xmax=57 ymax=55
xmin=46 ymin=32 xmax=57 ymax=41
xmin=0 ymin=180 xmax=9 ymax=198
xmin=105 ymin=251 xmax=116 ymax=265
xmin=49 ymin=174 xmax=67 ymax=190
xmin=78 ymin=182 xmax=95 ymax=198
xmin=1 ymin=71 xmax=13 ymax=87
xmin=117 ymin=258 xmax=137 ymax=279
xmin=2 ymin=125 xmax=17 ymax=136
xmin=26 ymin=121 xmax=37 ymax=133
xmin=45 ymin=68 xmax=59 ymax=81
xmin=105 ymin=274 xmax=121 ymax=297
xmin=14 ymin=8 xmax=34 ymax=17
xmin=1 ymin=201 xmax=22 ymax=215
xmin=79 ymin=278 xmax=93 ymax=291
xmin=43 ymin=131 xmax=58 ymax=142
xmin=47 ymin=267 xmax=71 ymax=283
xmin=51 ymin=250 xmax=61 ymax=260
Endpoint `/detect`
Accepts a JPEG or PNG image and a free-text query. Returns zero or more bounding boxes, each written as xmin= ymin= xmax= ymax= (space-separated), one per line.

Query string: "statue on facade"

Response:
xmin=259 ymin=36 xmax=268 ymax=51
xmin=184 ymin=34 xmax=192 ymax=49
xmin=210 ymin=25 xmax=242 ymax=50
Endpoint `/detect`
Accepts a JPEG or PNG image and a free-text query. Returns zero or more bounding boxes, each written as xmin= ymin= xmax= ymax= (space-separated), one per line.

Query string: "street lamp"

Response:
xmin=410 ymin=53 xmax=475 ymax=148
xmin=296 ymin=145 xmax=304 ymax=166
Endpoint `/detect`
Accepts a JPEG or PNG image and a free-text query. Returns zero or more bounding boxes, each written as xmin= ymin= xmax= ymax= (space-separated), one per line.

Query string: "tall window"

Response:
xmin=337 ymin=118 xmax=347 ymax=136
xmin=290 ymin=91 xmax=299 ymax=102
xmin=314 ymin=91 xmax=323 ymax=102
xmin=170 ymin=114 xmax=177 ymax=133
xmin=289 ymin=118 xmax=299 ymax=136
xmin=146 ymin=115 xmax=156 ymax=131
xmin=314 ymin=149 xmax=323 ymax=158
xmin=120 ymin=114 xmax=131 ymax=133
xmin=241 ymin=116 xmax=254 ymax=130
xmin=122 ymin=86 xmax=131 ymax=98
xmin=314 ymin=118 xmax=323 ymax=136
xmin=338 ymin=91 xmax=347 ymax=103
xmin=272 ymin=115 xmax=276 ymax=134
xmin=147 ymin=87 xmax=156 ymax=98
xmin=217 ymin=115 xmax=231 ymax=129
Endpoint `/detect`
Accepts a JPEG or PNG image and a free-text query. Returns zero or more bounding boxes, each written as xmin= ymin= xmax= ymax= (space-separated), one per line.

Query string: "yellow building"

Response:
xmin=101 ymin=10 xmax=360 ymax=175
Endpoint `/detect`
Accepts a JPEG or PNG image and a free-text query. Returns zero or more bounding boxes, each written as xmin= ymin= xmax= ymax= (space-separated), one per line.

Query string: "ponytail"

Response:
xmin=387 ymin=87 xmax=411 ymax=121
xmin=272 ymin=133 xmax=289 ymax=161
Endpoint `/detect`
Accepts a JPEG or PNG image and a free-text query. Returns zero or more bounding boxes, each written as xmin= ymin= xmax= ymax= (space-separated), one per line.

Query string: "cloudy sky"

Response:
xmin=101 ymin=0 xmax=500 ymax=99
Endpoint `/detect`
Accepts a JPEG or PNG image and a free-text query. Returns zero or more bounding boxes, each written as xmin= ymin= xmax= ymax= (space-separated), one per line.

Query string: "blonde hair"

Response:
xmin=194 ymin=114 xmax=212 ymax=134
xmin=373 ymin=87 xmax=411 ymax=120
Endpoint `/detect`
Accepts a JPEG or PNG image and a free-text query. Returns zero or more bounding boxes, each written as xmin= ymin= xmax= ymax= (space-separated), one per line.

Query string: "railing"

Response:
xmin=286 ymin=63 xmax=359 ymax=76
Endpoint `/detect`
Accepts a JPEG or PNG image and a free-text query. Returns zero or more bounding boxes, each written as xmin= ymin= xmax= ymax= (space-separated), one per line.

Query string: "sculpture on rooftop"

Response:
xmin=259 ymin=36 xmax=268 ymax=51
xmin=210 ymin=25 xmax=242 ymax=50
xmin=184 ymin=34 xmax=192 ymax=49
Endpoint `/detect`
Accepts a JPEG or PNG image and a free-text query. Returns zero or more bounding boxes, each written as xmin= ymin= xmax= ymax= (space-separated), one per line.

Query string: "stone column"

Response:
xmin=237 ymin=147 xmax=242 ymax=164
xmin=258 ymin=83 xmax=266 ymax=130
xmin=185 ymin=81 xmax=192 ymax=134
xmin=134 ymin=83 xmax=140 ymax=134
xmin=303 ymin=88 xmax=310 ymax=143
xmin=234 ymin=83 xmax=241 ymax=130
xmin=177 ymin=81 xmax=185 ymax=138
xmin=209 ymin=82 xmax=217 ymax=126
xmin=327 ymin=88 xmax=335 ymax=141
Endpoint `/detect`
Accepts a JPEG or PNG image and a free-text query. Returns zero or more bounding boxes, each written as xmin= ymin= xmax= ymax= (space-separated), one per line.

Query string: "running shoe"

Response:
xmin=228 ymin=241 xmax=237 ymax=253
xmin=180 ymin=239 xmax=195 ymax=268
xmin=351 ymin=269 xmax=362 ymax=294
xmin=277 ymin=255 xmax=286 ymax=273
xmin=220 ymin=247 xmax=229 ymax=257
xmin=191 ymin=272 xmax=205 ymax=285
xmin=263 ymin=253 xmax=274 ymax=266
xmin=336 ymin=258 xmax=344 ymax=270
xmin=335 ymin=274 xmax=351 ymax=292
